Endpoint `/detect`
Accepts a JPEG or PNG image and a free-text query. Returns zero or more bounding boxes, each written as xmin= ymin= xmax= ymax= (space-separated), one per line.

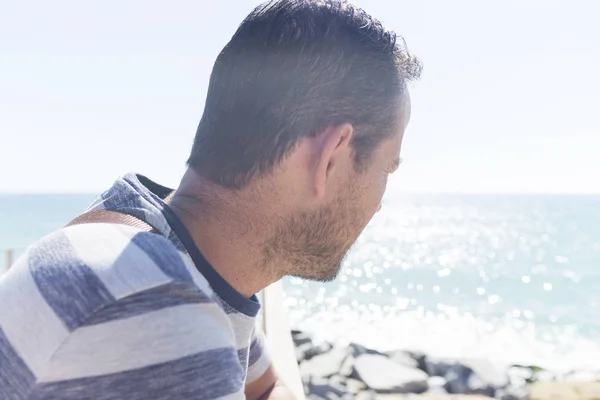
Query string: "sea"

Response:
xmin=1 ymin=193 xmax=599 ymax=373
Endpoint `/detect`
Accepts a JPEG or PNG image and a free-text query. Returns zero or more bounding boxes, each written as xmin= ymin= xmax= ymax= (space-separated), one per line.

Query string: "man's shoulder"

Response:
xmin=2 ymin=223 xmax=215 ymax=328
xmin=0 ymin=224 xmax=246 ymax=399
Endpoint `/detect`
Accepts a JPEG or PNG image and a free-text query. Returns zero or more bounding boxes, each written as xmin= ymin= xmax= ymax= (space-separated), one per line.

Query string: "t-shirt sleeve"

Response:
xmin=0 ymin=225 xmax=246 ymax=400
xmin=246 ymin=324 xmax=272 ymax=384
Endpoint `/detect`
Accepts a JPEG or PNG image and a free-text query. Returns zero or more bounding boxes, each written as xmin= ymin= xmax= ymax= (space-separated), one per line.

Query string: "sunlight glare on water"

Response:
xmin=282 ymin=194 xmax=600 ymax=372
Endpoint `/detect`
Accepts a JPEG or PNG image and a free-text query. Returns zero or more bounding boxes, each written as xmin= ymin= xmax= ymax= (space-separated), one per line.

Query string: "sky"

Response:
xmin=0 ymin=0 xmax=599 ymax=194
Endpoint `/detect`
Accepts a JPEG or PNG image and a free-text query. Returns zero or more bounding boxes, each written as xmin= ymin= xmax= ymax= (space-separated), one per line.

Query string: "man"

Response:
xmin=0 ymin=0 xmax=421 ymax=398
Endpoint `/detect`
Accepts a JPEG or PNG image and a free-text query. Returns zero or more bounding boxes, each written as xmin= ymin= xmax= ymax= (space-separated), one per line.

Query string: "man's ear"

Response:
xmin=313 ymin=123 xmax=353 ymax=200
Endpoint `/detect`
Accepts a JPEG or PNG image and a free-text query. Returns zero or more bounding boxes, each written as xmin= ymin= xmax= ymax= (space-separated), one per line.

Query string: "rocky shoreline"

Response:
xmin=292 ymin=330 xmax=600 ymax=400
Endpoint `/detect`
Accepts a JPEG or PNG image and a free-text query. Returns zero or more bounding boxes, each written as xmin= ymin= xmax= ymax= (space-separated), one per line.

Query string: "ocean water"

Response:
xmin=0 ymin=194 xmax=98 ymax=266
xmin=1 ymin=193 xmax=599 ymax=372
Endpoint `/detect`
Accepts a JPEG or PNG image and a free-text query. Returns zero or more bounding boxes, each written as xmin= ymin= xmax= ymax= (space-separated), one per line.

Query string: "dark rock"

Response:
xmin=301 ymin=347 xmax=348 ymax=379
xmin=466 ymin=372 xmax=496 ymax=397
xmin=339 ymin=354 xmax=356 ymax=377
xmin=306 ymin=378 xmax=347 ymax=400
xmin=353 ymin=354 xmax=429 ymax=393
xmin=304 ymin=342 xmax=334 ymax=361
xmin=296 ymin=342 xmax=314 ymax=363
xmin=444 ymin=363 xmax=473 ymax=394
xmin=444 ymin=363 xmax=497 ymax=396
xmin=292 ymin=330 xmax=313 ymax=347
xmin=405 ymin=350 xmax=429 ymax=373
xmin=426 ymin=358 xmax=457 ymax=377
xmin=348 ymin=343 xmax=385 ymax=358
xmin=511 ymin=363 xmax=545 ymax=373
xmin=510 ymin=364 xmax=555 ymax=383
xmin=443 ymin=359 xmax=509 ymax=396
xmin=327 ymin=374 xmax=346 ymax=388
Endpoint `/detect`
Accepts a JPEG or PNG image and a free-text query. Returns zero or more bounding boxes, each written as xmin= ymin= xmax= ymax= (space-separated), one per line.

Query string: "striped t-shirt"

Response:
xmin=0 ymin=173 xmax=271 ymax=399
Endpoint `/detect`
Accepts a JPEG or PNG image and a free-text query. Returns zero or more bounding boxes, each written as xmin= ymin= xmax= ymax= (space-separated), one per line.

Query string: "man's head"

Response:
xmin=187 ymin=0 xmax=421 ymax=281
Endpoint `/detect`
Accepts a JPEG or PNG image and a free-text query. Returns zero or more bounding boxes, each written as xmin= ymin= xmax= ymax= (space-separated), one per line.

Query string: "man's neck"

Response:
xmin=167 ymin=170 xmax=283 ymax=298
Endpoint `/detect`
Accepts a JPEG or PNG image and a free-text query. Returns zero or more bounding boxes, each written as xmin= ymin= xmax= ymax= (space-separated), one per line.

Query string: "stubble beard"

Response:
xmin=265 ymin=187 xmax=363 ymax=282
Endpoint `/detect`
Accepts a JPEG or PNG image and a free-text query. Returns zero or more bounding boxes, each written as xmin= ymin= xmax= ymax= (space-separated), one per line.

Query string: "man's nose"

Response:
xmin=377 ymin=203 xmax=382 ymax=213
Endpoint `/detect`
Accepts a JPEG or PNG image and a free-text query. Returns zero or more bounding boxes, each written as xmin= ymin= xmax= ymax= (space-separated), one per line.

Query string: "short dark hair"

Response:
xmin=187 ymin=0 xmax=422 ymax=189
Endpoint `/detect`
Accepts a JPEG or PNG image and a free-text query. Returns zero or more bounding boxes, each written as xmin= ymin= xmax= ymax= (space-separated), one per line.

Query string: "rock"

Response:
xmin=510 ymin=364 xmax=555 ymax=383
xmin=292 ymin=330 xmax=313 ymax=346
xmin=385 ymin=349 xmax=420 ymax=369
xmin=301 ymin=347 xmax=349 ymax=379
xmin=297 ymin=342 xmax=314 ymax=363
xmin=339 ymin=353 xmax=356 ymax=377
xmin=349 ymin=342 xmax=385 ymax=357
xmin=303 ymin=342 xmax=334 ymax=362
xmin=466 ymin=373 xmax=495 ymax=397
xmin=443 ymin=359 xmax=509 ymax=396
xmin=328 ymin=374 xmax=346 ymax=386
xmin=426 ymin=358 xmax=458 ymax=377
xmin=444 ymin=364 xmax=474 ymax=394
xmin=353 ymin=354 xmax=429 ymax=393
xmin=406 ymin=351 xmax=430 ymax=373
xmin=306 ymin=378 xmax=348 ymax=400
